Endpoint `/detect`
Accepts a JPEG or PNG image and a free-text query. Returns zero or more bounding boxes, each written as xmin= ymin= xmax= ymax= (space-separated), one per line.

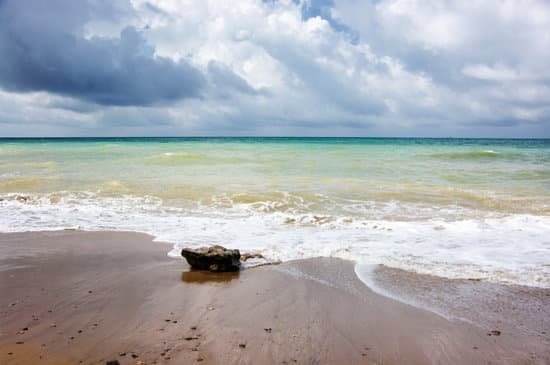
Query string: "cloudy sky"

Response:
xmin=0 ymin=0 xmax=549 ymax=137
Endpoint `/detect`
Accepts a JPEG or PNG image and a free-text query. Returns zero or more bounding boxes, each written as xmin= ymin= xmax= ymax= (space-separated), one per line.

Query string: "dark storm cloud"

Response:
xmin=0 ymin=0 xmax=205 ymax=106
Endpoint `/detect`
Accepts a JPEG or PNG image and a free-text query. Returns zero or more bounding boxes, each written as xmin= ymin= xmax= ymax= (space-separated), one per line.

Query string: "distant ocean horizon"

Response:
xmin=1 ymin=137 xmax=549 ymax=287
xmin=2 ymin=136 xmax=550 ymax=140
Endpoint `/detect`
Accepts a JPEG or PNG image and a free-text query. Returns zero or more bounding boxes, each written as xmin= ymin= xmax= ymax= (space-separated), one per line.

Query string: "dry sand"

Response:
xmin=0 ymin=230 xmax=548 ymax=364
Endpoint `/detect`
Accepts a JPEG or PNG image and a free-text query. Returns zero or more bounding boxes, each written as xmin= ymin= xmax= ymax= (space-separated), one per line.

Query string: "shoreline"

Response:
xmin=1 ymin=230 xmax=548 ymax=364
xmin=355 ymin=264 xmax=550 ymax=338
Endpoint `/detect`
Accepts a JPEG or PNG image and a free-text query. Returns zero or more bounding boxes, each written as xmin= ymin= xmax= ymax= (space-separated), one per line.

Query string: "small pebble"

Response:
xmin=16 ymin=341 xmax=24 ymax=344
xmin=264 ymin=328 xmax=272 ymax=333
xmin=105 ymin=361 xmax=120 ymax=365
xmin=119 ymin=352 xmax=126 ymax=356
xmin=239 ymin=343 xmax=246 ymax=348
xmin=190 ymin=326 xmax=197 ymax=330
xmin=131 ymin=353 xmax=139 ymax=359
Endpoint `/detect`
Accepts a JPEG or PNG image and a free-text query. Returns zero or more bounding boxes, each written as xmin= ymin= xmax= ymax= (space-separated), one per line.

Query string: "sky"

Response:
xmin=0 ymin=0 xmax=549 ymax=137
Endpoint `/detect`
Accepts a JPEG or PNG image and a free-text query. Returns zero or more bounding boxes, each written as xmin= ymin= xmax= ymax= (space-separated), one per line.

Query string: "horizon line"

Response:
xmin=0 ymin=136 xmax=549 ymax=140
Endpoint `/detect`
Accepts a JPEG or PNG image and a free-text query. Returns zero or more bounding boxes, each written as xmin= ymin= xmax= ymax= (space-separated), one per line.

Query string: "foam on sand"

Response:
xmin=1 ymin=192 xmax=548 ymax=288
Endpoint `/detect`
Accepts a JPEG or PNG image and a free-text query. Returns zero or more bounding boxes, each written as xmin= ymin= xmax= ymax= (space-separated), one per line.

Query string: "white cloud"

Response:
xmin=462 ymin=64 xmax=522 ymax=82
xmin=0 ymin=0 xmax=549 ymax=137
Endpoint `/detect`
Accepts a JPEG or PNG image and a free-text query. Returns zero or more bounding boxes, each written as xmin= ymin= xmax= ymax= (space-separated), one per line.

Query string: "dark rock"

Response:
xmin=106 ymin=361 xmax=120 ymax=365
xmin=239 ymin=343 xmax=246 ymax=348
xmin=181 ymin=246 xmax=241 ymax=272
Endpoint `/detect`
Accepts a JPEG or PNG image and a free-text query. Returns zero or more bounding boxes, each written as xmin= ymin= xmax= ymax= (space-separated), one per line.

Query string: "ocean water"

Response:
xmin=1 ymin=137 xmax=549 ymax=287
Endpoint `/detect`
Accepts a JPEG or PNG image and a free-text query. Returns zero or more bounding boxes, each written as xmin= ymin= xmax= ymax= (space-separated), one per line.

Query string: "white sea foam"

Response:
xmin=0 ymin=192 xmax=548 ymax=288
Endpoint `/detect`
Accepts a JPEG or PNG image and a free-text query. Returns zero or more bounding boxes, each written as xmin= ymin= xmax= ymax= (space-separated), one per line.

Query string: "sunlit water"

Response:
xmin=1 ymin=137 xmax=549 ymax=287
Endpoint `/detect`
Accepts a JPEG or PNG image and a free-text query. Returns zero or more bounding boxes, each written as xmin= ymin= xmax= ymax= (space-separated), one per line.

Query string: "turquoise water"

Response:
xmin=1 ymin=138 xmax=549 ymax=286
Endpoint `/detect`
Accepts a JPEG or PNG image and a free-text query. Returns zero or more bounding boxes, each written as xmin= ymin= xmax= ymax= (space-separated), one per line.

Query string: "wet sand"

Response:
xmin=0 ymin=230 xmax=548 ymax=364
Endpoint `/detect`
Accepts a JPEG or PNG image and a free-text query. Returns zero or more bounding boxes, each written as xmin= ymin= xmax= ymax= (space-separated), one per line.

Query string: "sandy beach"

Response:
xmin=0 ymin=230 xmax=548 ymax=364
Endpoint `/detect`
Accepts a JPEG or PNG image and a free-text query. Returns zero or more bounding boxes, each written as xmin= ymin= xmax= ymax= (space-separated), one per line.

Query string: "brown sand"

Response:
xmin=0 ymin=230 xmax=548 ymax=364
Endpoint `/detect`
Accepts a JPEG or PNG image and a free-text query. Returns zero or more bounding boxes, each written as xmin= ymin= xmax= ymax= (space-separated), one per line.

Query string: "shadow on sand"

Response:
xmin=181 ymin=270 xmax=240 ymax=284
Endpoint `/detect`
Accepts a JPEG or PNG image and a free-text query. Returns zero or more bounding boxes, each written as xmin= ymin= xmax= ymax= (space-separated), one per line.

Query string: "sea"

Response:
xmin=1 ymin=137 xmax=548 ymax=287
